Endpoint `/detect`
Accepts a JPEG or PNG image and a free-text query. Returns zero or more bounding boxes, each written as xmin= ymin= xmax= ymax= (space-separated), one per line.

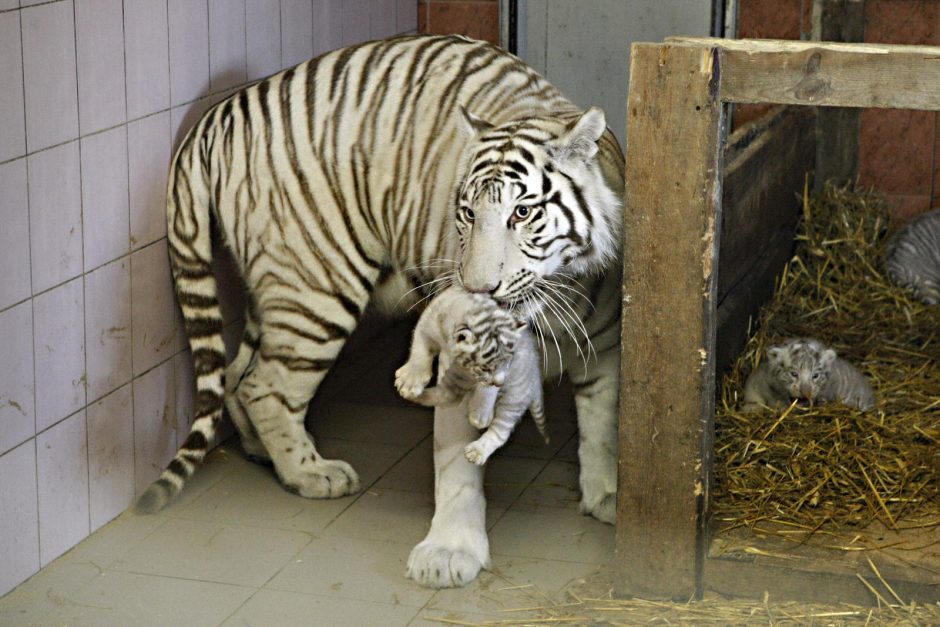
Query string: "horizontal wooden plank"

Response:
xmin=665 ymin=36 xmax=940 ymax=110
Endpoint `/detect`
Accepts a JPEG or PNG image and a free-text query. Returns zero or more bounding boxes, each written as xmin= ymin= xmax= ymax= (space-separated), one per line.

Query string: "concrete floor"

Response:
xmin=0 ymin=384 xmax=613 ymax=626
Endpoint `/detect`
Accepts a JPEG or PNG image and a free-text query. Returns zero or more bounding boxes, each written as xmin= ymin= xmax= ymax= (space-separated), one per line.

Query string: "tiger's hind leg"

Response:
xmin=223 ymin=310 xmax=270 ymax=463
xmin=236 ymin=296 xmax=364 ymax=499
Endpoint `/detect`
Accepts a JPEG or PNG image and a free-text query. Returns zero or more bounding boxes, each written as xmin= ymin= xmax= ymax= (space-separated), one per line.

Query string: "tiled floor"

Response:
xmin=0 ymin=378 xmax=613 ymax=626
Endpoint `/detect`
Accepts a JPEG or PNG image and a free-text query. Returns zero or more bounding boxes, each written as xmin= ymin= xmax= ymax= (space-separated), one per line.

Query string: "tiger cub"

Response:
xmin=884 ymin=208 xmax=940 ymax=305
xmin=742 ymin=338 xmax=875 ymax=411
xmin=395 ymin=286 xmax=549 ymax=465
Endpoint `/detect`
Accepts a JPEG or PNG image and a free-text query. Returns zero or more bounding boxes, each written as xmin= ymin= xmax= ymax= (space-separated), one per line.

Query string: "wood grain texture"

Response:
xmin=715 ymin=106 xmax=814 ymax=372
xmin=667 ymin=36 xmax=940 ymax=111
xmin=617 ymin=42 xmax=723 ymax=600
xmin=812 ymin=0 xmax=865 ymax=188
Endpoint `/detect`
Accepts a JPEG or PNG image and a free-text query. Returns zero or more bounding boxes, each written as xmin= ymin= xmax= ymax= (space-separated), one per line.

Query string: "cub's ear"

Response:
xmin=459 ymin=106 xmax=493 ymax=138
xmin=552 ymin=106 xmax=607 ymax=162
xmin=820 ymin=348 xmax=837 ymax=366
xmin=454 ymin=326 xmax=474 ymax=344
xmin=766 ymin=346 xmax=784 ymax=362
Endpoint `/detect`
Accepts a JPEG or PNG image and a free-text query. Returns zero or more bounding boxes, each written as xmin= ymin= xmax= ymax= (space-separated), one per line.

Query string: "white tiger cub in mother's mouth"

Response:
xmin=396 ymin=285 xmax=549 ymax=465
xmin=742 ymin=337 xmax=876 ymax=411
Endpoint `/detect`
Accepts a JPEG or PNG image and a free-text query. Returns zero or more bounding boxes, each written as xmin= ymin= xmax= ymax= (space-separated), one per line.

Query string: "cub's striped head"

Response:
xmin=453 ymin=106 xmax=621 ymax=312
xmin=451 ymin=301 xmax=527 ymax=386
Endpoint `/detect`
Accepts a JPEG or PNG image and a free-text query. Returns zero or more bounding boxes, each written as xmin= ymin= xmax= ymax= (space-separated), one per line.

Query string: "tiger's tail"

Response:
xmin=135 ymin=124 xmax=226 ymax=514
xmin=530 ymin=395 xmax=550 ymax=445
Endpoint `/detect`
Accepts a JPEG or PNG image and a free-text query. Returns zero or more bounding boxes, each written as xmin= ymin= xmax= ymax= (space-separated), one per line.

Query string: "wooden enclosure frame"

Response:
xmin=617 ymin=37 xmax=940 ymax=602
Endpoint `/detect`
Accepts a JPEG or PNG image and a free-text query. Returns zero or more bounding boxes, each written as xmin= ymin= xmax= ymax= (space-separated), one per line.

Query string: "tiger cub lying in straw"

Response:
xmin=742 ymin=338 xmax=875 ymax=411
xmin=884 ymin=207 xmax=940 ymax=305
xmin=395 ymin=286 xmax=549 ymax=466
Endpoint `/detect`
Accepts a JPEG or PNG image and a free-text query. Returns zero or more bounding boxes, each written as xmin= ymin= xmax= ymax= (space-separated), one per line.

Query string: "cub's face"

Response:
xmin=451 ymin=304 xmax=526 ymax=386
xmin=453 ymin=107 xmax=620 ymax=313
xmin=767 ymin=339 xmax=836 ymax=401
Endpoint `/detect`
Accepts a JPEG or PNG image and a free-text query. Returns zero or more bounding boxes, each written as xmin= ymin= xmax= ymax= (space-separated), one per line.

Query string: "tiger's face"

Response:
xmin=453 ymin=107 xmax=621 ymax=311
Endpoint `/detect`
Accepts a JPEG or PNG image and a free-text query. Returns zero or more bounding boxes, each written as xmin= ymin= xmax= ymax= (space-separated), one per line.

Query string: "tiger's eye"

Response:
xmin=514 ymin=206 xmax=530 ymax=220
xmin=464 ymin=207 xmax=475 ymax=221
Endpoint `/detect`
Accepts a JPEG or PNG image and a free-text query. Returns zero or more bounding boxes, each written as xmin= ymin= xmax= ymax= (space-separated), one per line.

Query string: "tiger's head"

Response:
xmin=453 ymin=106 xmax=622 ymax=311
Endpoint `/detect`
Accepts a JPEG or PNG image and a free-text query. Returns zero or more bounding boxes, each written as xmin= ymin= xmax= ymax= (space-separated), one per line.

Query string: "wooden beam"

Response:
xmin=618 ymin=41 xmax=723 ymax=600
xmin=667 ymin=36 xmax=940 ymax=111
xmin=812 ymin=0 xmax=865 ymax=188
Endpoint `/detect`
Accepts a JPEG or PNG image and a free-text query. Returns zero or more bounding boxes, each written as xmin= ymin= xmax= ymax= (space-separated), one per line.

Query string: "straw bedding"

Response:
xmin=714 ymin=183 xmax=940 ymax=548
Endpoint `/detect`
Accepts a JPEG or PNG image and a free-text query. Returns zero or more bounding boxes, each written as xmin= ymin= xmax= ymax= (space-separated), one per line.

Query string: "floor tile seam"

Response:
xmin=260 ymin=578 xmax=433 ymax=611
xmin=319 ymin=433 xmax=434 ymax=534
xmin=84 ymin=565 xmax=260 ymax=590
xmin=158 ymin=512 xmax=326 ymax=540
xmin=59 ymin=514 xmax=175 ymax=570
xmin=223 ymin=587 xmax=428 ymax=624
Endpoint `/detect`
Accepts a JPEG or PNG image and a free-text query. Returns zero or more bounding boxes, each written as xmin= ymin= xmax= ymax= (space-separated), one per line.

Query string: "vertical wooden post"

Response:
xmin=812 ymin=0 xmax=865 ymax=189
xmin=617 ymin=41 xmax=723 ymax=600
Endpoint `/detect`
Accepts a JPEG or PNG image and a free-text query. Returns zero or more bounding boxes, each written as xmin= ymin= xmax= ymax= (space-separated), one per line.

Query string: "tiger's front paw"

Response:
xmin=395 ymin=362 xmax=432 ymax=399
xmin=406 ymin=540 xmax=488 ymax=588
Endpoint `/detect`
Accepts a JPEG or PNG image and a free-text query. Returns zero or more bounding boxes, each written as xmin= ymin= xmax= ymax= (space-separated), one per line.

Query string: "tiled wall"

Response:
xmin=0 ymin=0 xmax=417 ymax=598
xmin=418 ymin=0 xmax=498 ymax=44
xmin=737 ymin=0 xmax=940 ymax=222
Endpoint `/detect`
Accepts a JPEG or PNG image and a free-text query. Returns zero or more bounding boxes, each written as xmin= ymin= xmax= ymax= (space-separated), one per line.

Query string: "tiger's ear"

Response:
xmin=459 ymin=106 xmax=493 ymax=138
xmin=820 ymin=348 xmax=837 ymax=366
xmin=766 ymin=345 xmax=784 ymax=362
xmin=552 ymin=106 xmax=607 ymax=162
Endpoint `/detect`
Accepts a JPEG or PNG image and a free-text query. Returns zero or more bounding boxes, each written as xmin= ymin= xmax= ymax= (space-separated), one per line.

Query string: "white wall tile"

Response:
xmin=396 ymin=0 xmax=416 ymax=34
xmin=280 ymin=0 xmax=313 ymax=68
xmin=21 ymin=1 xmax=79 ymax=152
xmin=0 ymin=442 xmax=39 ymax=597
xmin=169 ymin=0 xmax=210 ymax=106
xmin=125 ymin=0 xmax=170 ymax=120
xmin=133 ymin=359 xmax=176 ymax=495
xmin=341 ymin=0 xmax=370 ymax=47
xmin=371 ymin=0 xmax=396 ymax=39
xmin=0 ymin=302 xmax=34 ymax=455
xmin=85 ymin=258 xmax=132 ymax=402
xmin=312 ymin=0 xmax=343 ymax=57
xmin=75 ymin=0 xmax=127 ymax=134
xmin=128 ymin=111 xmax=171 ymax=250
xmin=247 ymin=0 xmax=281 ymax=80
xmin=131 ymin=240 xmax=177 ymax=375
xmin=174 ymin=350 xmax=194 ymax=439
xmin=0 ymin=158 xmax=31 ymax=310
xmin=87 ymin=384 xmax=135 ymax=530
xmin=209 ymin=0 xmax=247 ymax=93
xmin=171 ymin=98 xmax=213 ymax=153
xmin=0 ymin=12 xmax=26 ymax=162
xmin=33 ymin=278 xmax=86 ymax=432
xmin=28 ymin=141 xmax=83 ymax=294
xmin=81 ymin=126 xmax=130 ymax=270
xmin=37 ymin=410 xmax=90 ymax=566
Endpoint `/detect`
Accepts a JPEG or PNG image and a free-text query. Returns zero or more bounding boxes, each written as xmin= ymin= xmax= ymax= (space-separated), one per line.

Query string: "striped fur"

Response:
xmin=885 ymin=208 xmax=940 ymax=305
xmin=136 ymin=34 xmax=624 ymax=530
xmin=395 ymin=285 xmax=548 ymax=464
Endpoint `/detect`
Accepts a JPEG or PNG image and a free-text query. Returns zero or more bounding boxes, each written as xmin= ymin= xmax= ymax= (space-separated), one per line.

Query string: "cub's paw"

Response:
xmin=278 ymin=458 xmax=361 ymax=499
xmin=406 ymin=541 xmax=486 ymax=588
xmin=463 ymin=443 xmax=488 ymax=466
xmin=580 ymin=492 xmax=616 ymax=525
xmin=394 ymin=363 xmax=431 ymax=399
xmin=467 ymin=411 xmax=492 ymax=430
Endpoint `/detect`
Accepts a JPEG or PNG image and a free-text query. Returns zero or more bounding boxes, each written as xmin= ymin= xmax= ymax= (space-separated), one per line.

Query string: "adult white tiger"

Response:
xmin=137 ymin=34 xmax=624 ymax=588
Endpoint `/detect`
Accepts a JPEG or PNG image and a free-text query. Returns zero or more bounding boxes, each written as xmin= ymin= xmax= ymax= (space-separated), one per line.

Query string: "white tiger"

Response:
xmin=884 ymin=207 xmax=940 ymax=304
xmin=137 ymin=34 xmax=624 ymax=589
xmin=394 ymin=285 xmax=549 ymax=465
